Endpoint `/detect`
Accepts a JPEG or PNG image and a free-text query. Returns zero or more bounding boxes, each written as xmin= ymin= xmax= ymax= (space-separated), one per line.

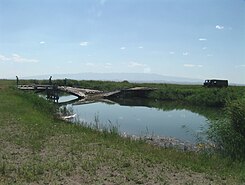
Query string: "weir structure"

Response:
xmin=18 ymin=85 xmax=157 ymax=102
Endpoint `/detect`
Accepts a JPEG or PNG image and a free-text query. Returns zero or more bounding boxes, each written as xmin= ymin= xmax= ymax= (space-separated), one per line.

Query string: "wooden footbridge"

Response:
xmin=58 ymin=86 xmax=102 ymax=98
xmin=18 ymin=84 xmax=157 ymax=101
xmin=18 ymin=85 xmax=103 ymax=99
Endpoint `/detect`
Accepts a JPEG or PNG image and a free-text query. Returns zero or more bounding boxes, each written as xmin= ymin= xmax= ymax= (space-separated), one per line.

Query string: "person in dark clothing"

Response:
xmin=16 ymin=76 xmax=19 ymax=86
xmin=49 ymin=76 xmax=52 ymax=85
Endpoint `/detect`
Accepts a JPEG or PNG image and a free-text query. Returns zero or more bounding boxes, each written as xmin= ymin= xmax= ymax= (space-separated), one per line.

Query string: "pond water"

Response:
xmin=59 ymin=95 xmax=221 ymax=143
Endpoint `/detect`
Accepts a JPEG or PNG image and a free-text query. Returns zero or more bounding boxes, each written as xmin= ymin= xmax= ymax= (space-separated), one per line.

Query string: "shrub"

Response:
xmin=226 ymin=100 xmax=245 ymax=137
xmin=208 ymin=99 xmax=245 ymax=160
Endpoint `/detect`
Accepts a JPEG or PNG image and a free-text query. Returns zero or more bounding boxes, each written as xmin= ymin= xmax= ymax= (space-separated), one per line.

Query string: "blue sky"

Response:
xmin=0 ymin=0 xmax=244 ymax=83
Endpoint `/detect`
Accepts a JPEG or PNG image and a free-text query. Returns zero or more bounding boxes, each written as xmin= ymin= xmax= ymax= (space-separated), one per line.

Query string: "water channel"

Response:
xmin=59 ymin=95 xmax=222 ymax=144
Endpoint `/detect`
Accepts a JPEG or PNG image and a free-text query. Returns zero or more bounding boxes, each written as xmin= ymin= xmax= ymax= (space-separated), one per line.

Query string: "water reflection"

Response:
xmin=61 ymin=96 xmax=222 ymax=143
xmin=109 ymin=97 xmax=223 ymax=120
xmin=58 ymin=94 xmax=79 ymax=105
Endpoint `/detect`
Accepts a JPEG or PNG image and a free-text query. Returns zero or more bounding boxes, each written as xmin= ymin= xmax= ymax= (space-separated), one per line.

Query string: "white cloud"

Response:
xmin=169 ymin=51 xmax=175 ymax=55
xmin=0 ymin=54 xmax=38 ymax=63
xmin=199 ymin=38 xmax=207 ymax=41
xmin=40 ymin=41 xmax=45 ymax=44
xmin=104 ymin=62 xmax=112 ymax=69
xmin=235 ymin=64 xmax=245 ymax=68
xmin=85 ymin=62 xmax=95 ymax=66
xmin=184 ymin=64 xmax=203 ymax=68
xmin=138 ymin=46 xmax=143 ymax=49
xmin=197 ymin=65 xmax=203 ymax=67
xmin=128 ymin=61 xmax=146 ymax=68
xmin=120 ymin=47 xmax=126 ymax=50
xmin=105 ymin=62 xmax=112 ymax=66
xmin=0 ymin=55 xmax=11 ymax=62
xmin=12 ymin=54 xmax=38 ymax=63
xmin=216 ymin=25 xmax=224 ymax=30
xmin=127 ymin=61 xmax=151 ymax=73
xmin=184 ymin=64 xmax=195 ymax=67
xmin=80 ymin=41 xmax=89 ymax=46
xmin=202 ymin=47 xmax=207 ymax=50
xmin=207 ymin=54 xmax=213 ymax=57
xmin=182 ymin=52 xmax=189 ymax=56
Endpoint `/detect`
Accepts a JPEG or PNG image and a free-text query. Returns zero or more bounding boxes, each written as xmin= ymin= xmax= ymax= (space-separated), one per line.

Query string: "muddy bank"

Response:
xmin=121 ymin=133 xmax=214 ymax=152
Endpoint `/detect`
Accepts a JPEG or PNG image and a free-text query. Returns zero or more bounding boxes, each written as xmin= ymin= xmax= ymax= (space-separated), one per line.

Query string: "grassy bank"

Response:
xmin=149 ymin=85 xmax=245 ymax=107
xmin=1 ymin=80 xmax=245 ymax=184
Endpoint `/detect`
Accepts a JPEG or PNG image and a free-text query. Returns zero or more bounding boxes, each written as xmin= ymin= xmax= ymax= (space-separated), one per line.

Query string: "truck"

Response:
xmin=203 ymin=79 xmax=228 ymax=88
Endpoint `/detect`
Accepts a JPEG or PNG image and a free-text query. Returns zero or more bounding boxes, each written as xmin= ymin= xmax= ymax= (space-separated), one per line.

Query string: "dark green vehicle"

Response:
xmin=203 ymin=79 xmax=228 ymax=88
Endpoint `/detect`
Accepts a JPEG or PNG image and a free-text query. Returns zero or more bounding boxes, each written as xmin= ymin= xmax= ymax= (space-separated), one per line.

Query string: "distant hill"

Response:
xmin=24 ymin=73 xmax=203 ymax=84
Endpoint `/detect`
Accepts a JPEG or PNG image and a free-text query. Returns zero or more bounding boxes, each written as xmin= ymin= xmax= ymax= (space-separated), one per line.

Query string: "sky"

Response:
xmin=0 ymin=0 xmax=245 ymax=84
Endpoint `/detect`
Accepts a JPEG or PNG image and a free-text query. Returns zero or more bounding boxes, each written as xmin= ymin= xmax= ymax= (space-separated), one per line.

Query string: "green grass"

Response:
xmin=1 ymin=80 xmax=245 ymax=184
xmin=208 ymin=99 xmax=245 ymax=160
xmin=149 ymin=84 xmax=245 ymax=107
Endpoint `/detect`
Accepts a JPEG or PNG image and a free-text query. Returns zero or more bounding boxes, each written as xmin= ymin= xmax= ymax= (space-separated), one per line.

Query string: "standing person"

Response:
xmin=16 ymin=76 xmax=19 ymax=86
xmin=49 ymin=76 xmax=52 ymax=85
